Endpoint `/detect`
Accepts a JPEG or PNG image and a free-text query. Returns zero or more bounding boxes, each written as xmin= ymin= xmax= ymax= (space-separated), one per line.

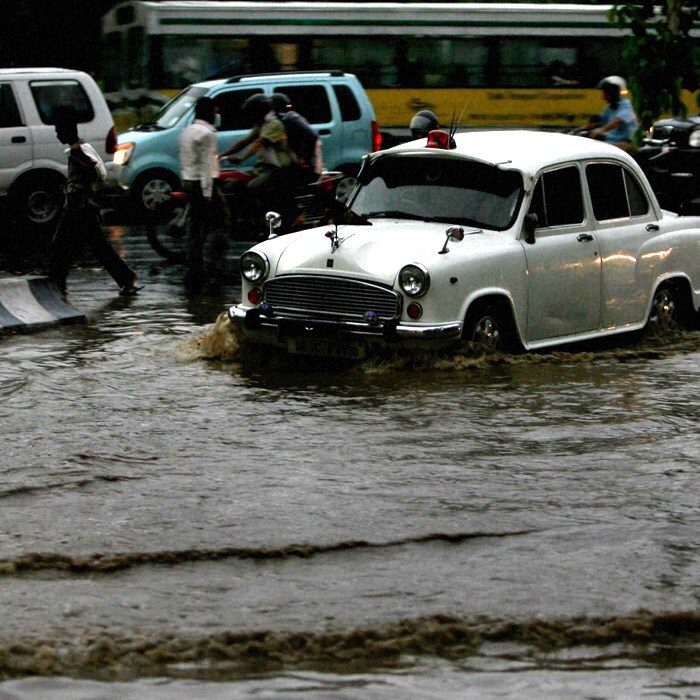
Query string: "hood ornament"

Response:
xmin=325 ymin=227 xmax=340 ymax=252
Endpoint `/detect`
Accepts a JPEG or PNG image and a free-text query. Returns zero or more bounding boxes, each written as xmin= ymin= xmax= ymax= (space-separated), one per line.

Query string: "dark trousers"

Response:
xmin=49 ymin=205 xmax=135 ymax=292
xmin=182 ymin=180 xmax=229 ymax=293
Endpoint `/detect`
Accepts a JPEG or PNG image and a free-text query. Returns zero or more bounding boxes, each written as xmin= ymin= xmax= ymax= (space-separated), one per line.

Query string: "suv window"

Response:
xmin=530 ymin=166 xmax=584 ymax=227
xmin=274 ymin=85 xmax=331 ymax=124
xmin=215 ymin=88 xmax=263 ymax=131
xmin=30 ymin=80 xmax=94 ymax=124
xmin=334 ymin=85 xmax=361 ymax=121
xmin=0 ymin=84 xmax=23 ymax=128
xmin=586 ymin=163 xmax=650 ymax=221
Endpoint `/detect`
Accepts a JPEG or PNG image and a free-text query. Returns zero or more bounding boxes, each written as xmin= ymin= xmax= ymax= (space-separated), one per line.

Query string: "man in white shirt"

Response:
xmin=179 ymin=96 xmax=226 ymax=294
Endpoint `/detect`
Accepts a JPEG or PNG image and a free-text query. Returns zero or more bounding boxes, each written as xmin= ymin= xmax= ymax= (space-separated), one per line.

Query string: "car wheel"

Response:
xmin=133 ymin=170 xmax=179 ymax=216
xmin=463 ymin=299 xmax=521 ymax=353
xmin=647 ymin=281 xmax=693 ymax=331
xmin=12 ymin=172 xmax=65 ymax=228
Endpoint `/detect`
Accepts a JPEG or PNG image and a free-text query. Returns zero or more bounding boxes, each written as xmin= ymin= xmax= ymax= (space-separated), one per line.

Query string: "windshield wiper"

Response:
xmin=364 ymin=210 xmax=427 ymax=221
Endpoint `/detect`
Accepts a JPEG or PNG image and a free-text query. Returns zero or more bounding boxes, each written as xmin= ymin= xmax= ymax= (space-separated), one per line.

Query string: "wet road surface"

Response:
xmin=1 ymin=224 xmax=700 ymax=698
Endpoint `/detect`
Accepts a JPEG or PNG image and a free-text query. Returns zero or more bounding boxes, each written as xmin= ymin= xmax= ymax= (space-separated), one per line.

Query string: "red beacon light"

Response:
xmin=425 ymin=129 xmax=456 ymax=150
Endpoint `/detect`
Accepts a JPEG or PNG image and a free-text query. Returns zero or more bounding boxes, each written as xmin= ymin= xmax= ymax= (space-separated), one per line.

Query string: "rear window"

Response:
xmin=30 ymin=80 xmax=95 ymax=124
xmin=0 ymin=83 xmax=23 ymax=128
xmin=334 ymin=85 xmax=361 ymax=122
xmin=273 ymin=85 xmax=331 ymax=124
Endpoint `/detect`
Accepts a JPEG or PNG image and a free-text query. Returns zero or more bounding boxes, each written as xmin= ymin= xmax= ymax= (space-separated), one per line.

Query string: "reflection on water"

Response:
xmin=2 ymin=233 xmax=700 ymax=696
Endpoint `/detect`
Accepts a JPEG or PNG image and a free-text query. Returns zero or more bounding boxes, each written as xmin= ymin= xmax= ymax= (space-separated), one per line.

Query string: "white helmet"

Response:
xmin=597 ymin=75 xmax=628 ymax=94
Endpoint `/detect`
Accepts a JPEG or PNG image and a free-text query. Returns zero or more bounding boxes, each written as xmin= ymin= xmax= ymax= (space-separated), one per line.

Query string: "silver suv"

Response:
xmin=0 ymin=68 xmax=118 ymax=229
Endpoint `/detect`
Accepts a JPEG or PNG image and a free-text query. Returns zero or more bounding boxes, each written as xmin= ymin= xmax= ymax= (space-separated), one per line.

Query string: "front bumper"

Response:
xmin=228 ymin=305 xmax=462 ymax=344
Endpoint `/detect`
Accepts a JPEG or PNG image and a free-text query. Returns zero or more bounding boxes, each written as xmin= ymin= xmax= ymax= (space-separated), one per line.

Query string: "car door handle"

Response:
xmin=646 ymin=223 xmax=660 ymax=231
xmin=577 ymin=233 xmax=594 ymax=242
xmin=11 ymin=136 xmax=26 ymax=143
xmin=319 ymin=129 xmax=331 ymax=135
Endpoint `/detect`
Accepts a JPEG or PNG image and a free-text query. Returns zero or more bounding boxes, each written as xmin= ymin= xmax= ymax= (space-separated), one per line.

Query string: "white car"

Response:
xmin=228 ymin=130 xmax=700 ymax=358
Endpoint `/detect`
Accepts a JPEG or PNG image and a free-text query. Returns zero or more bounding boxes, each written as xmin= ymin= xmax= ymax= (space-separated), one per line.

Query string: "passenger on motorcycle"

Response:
xmin=574 ymin=76 xmax=639 ymax=151
xmin=270 ymin=92 xmax=323 ymax=184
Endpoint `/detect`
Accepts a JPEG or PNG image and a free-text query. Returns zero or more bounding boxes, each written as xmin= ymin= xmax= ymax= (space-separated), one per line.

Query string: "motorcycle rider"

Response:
xmin=410 ymin=109 xmax=439 ymax=140
xmin=219 ymin=94 xmax=295 ymax=231
xmin=575 ymin=76 xmax=639 ymax=151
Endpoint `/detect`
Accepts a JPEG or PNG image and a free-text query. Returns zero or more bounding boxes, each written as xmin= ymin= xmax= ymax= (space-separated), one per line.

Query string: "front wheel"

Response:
xmin=145 ymin=198 xmax=189 ymax=263
xmin=463 ymin=300 xmax=522 ymax=353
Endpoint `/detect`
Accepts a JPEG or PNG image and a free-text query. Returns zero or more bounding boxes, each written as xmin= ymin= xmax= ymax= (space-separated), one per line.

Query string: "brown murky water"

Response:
xmin=1 ymin=227 xmax=700 ymax=698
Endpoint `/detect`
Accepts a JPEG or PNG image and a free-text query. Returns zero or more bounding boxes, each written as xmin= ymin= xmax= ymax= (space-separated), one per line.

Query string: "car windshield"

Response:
xmin=350 ymin=154 xmax=524 ymax=230
xmin=144 ymin=86 xmax=210 ymax=130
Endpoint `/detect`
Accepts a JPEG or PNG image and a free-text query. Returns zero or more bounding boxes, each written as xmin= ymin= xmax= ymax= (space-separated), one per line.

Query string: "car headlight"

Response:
xmin=689 ymin=129 xmax=700 ymax=148
xmin=113 ymin=142 xmax=134 ymax=166
xmin=398 ymin=263 xmax=430 ymax=297
xmin=240 ymin=251 xmax=269 ymax=283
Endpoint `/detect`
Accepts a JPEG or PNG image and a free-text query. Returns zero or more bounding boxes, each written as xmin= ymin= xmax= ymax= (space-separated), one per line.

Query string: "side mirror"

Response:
xmin=265 ymin=211 xmax=282 ymax=239
xmin=439 ymin=226 xmax=465 ymax=254
xmin=523 ymin=212 xmax=538 ymax=245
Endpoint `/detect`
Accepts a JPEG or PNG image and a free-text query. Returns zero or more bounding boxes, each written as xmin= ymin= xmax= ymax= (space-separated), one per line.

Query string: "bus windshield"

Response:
xmin=142 ymin=86 xmax=209 ymax=130
xmin=351 ymin=155 xmax=524 ymax=231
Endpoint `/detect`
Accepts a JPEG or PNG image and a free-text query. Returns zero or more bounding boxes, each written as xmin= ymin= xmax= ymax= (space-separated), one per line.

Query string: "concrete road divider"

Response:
xmin=0 ymin=276 xmax=86 ymax=332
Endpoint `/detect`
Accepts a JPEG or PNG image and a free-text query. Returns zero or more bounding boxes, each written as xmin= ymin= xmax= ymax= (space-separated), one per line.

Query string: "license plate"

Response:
xmin=287 ymin=337 xmax=366 ymax=359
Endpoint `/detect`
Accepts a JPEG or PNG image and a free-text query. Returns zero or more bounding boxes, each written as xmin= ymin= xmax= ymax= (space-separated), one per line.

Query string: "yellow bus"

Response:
xmin=99 ymin=1 xmax=692 ymax=133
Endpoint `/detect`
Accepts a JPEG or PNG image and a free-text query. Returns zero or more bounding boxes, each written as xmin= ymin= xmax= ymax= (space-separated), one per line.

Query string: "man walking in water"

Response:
xmin=49 ymin=106 xmax=141 ymax=297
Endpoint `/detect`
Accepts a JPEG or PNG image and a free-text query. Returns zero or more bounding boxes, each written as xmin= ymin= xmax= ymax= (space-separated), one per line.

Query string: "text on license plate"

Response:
xmin=287 ymin=338 xmax=366 ymax=359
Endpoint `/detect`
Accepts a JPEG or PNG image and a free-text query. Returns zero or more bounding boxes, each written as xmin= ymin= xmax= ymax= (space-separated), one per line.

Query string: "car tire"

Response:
xmin=647 ymin=281 xmax=695 ymax=332
xmin=132 ymin=170 xmax=180 ymax=216
xmin=463 ymin=299 xmax=522 ymax=353
xmin=11 ymin=171 xmax=65 ymax=229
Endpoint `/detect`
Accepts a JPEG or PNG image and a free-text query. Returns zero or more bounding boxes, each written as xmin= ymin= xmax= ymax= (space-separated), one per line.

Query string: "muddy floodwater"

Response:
xmin=1 ymin=226 xmax=700 ymax=698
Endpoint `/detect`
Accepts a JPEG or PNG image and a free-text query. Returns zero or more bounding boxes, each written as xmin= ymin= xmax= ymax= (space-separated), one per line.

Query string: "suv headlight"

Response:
xmin=240 ymin=251 xmax=269 ymax=283
xmin=689 ymin=129 xmax=700 ymax=148
xmin=398 ymin=264 xmax=430 ymax=297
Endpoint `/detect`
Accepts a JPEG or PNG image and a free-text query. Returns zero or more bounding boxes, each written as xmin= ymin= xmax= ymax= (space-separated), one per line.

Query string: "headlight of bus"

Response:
xmin=689 ymin=129 xmax=700 ymax=148
xmin=398 ymin=263 xmax=430 ymax=297
xmin=240 ymin=251 xmax=269 ymax=283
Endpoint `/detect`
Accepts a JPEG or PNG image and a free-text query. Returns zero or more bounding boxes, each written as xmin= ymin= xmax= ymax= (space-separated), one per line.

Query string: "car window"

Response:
xmin=0 ymin=83 xmax=23 ymax=128
xmin=529 ymin=166 xmax=584 ymax=228
xmin=30 ymin=80 xmax=94 ymax=124
xmin=334 ymin=85 xmax=361 ymax=122
xmin=274 ymin=85 xmax=331 ymax=124
xmin=215 ymin=88 xmax=263 ymax=131
xmin=352 ymin=154 xmax=524 ymax=230
xmin=586 ymin=162 xmax=649 ymax=221
xmin=625 ymin=170 xmax=650 ymax=216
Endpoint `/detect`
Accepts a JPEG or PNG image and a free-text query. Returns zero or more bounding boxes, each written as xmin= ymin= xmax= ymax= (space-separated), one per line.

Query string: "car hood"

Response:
xmin=270 ymin=219 xmax=492 ymax=284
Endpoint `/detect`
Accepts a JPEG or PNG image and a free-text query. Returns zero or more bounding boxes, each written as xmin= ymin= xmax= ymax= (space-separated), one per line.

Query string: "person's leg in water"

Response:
xmin=182 ymin=180 xmax=207 ymax=294
xmin=201 ymin=182 xmax=230 ymax=293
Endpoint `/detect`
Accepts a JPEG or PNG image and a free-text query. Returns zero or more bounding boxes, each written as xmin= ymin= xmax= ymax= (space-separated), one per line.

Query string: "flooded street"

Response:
xmin=1 ymin=225 xmax=700 ymax=698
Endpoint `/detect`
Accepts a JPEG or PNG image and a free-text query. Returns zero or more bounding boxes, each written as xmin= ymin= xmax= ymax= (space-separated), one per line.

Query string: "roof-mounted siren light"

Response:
xmin=425 ymin=130 xmax=456 ymax=150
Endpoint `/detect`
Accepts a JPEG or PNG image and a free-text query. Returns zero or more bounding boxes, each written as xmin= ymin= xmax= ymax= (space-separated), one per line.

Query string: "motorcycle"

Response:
xmin=145 ymin=166 xmax=344 ymax=262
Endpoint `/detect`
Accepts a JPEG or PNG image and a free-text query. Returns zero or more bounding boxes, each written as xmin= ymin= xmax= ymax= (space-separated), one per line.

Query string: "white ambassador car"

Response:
xmin=228 ymin=130 xmax=700 ymax=358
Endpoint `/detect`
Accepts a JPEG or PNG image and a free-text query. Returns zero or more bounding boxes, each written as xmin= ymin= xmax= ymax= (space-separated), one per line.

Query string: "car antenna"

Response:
xmin=449 ymin=101 xmax=467 ymax=145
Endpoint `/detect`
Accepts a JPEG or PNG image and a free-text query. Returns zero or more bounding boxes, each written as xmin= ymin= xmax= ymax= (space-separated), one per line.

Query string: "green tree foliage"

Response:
xmin=611 ymin=0 xmax=700 ymax=130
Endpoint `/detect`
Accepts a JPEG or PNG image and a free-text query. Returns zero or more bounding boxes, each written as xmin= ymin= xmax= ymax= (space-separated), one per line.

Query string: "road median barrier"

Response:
xmin=0 ymin=276 xmax=86 ymax=333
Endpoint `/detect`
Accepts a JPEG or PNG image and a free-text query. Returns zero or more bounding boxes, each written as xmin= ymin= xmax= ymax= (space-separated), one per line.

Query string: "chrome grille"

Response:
xmin=264 ymin=275 xmax=400 ymax=320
